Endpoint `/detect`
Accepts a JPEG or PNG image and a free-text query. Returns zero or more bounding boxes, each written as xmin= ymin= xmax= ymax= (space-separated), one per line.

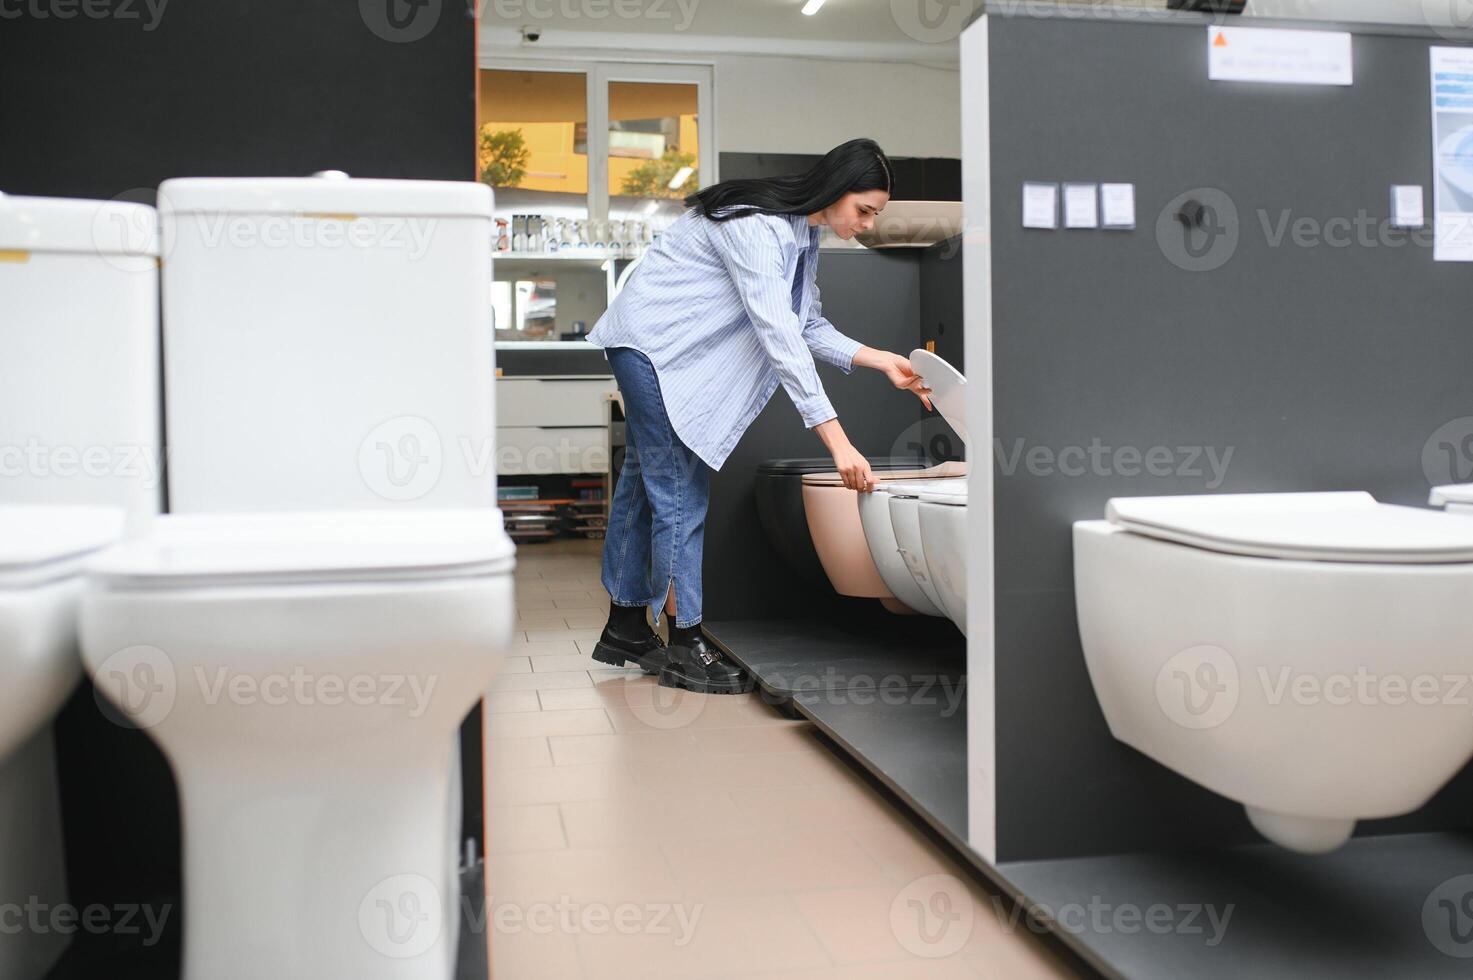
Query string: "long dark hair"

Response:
xmin=684 ymin=138 xmax=892 ymax=221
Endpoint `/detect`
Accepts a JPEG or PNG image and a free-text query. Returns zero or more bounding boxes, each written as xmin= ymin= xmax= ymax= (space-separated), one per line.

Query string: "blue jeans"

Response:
xmin=602 ymin=347 xmax=711 ymax=628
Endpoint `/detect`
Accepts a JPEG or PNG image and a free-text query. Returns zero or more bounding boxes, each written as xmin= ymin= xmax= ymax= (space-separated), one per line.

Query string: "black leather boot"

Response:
xmin=590 ymin=603 xmax=670 ymax=675
xmin=658 ymin=624 xmax=750 ymax=695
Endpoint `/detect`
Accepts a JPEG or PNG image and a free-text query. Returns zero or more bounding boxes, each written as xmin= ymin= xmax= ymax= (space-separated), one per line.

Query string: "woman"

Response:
xmin=586 ymin=138 xmax=933 ymax=695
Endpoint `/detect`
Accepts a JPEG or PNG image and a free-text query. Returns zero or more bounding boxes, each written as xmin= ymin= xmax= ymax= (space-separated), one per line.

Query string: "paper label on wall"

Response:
xmin=1100 ymin=184 xmax=1136 ymax=229
xmin=1063 ymin=184 xmax=1099 ymax=229
xmin=1022 ymin=183 xmax=1058 ymax=230
xmin=1431 ymin=47 xmax=1473 ymax=261
xmin=1391 ymin=185 xmax=1425 ymax=229
xmin=1207 ymin=26 xmax=1353 ymax=87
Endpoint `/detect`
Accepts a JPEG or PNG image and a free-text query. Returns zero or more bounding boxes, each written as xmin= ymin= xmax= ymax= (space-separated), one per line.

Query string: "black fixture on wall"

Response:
xmin=718 ymin=152 xmax=962 ymax=202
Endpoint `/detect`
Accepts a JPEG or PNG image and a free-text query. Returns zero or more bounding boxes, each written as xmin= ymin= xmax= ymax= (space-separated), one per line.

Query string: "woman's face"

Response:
xmin=820 ymin=190 xmax=890 ymax=240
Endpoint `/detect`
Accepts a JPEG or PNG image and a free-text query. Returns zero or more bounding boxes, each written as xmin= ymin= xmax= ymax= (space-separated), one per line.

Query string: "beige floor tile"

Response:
xmin=515 ymin=595 xmax=560 ymax=611
xmin=843 ymin=819 xmax=970 ymax=884
xmin=537 ymin=687 xmax=607 ymax=711
xmin=492 ymin=761 xmax=644 ymax=806
xmin=515 ymin=581 xmax=552 ymax=595
xmin=793 ymin=883 xmax=964 ymax=966
xmin=487 ymin=925 xmax=584 ymax=980
xmin=605 ymin=695 xmax=806 ymax=734
xmin=487 ymin=842 xmax=681 ymax=906
xmin=489 ymin=708 xmax=613 ymax=739
xmin=554 ymin=594 xmax=606 ymax=609
xmin=589 ymin=665 xmax=649 ymax=683
xmin=527 ymin=627 xmax=603 ymax=643
xmin=501 ymin=656 xmax=532 ymax=674
xmin=517 ymin=610 xmax=574 ymax=628
xmin=516 ymin=638 xmax=583 ymax=657
xmin=487 ymin=803 xmax=566 ymax=854
xmin=739 ymin=958 xmax=980 ymax=979
xmin=559 ymin=788 xmax=744 ymax=849
xmin=533 ymin=652 xmax=600 ymax=673
xmin=543 ymin=579 xmax=594 ymax=594
xmin=727 ymin=781 xmax=912 ymax=836
xmin=562 ymin=609 xmax=608 ymax=629
xmin=660 ymin=825 xmax=888 ymax=898
xmin=491 ymin=670 xmax=593 ymax=692
xmin=547 ymin=730 xmax=701 ymax=768
xmin=574 ymin=894 xmax=829 ymax=980
xmin=689 ymin=724 xmax=824 ymax=756
xmin=485 ymin=690 xmax=542 ymax=714
xmin=588 ymin=675 xmax=673 ymax=708
xmin=485 ymin=735 xmax=553 ymax=771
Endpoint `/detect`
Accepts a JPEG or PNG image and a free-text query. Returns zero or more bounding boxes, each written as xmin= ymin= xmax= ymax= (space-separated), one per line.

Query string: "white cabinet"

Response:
xmin=495 ymin=374 xmax=617 ymax=476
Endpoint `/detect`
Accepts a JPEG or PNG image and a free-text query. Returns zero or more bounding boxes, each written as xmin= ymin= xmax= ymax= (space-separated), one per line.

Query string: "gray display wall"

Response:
xmin=980 ymin=9 xmax=1473 ymax=863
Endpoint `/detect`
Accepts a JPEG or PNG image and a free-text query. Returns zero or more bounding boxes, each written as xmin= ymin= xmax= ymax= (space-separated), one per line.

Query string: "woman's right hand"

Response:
xmin=818 ymin=433 xmax=872 ymax=492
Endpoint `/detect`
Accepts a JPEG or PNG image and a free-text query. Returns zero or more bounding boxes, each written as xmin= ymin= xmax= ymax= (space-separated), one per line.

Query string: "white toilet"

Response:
xmin=79 ymin=176 xmax=516 ymax=979
xmin=917 ymin=481 xmax=969 ymax=634
xmin=0 ymin=193 xmax=160 ymax=979
xmin=1075 ymin=491 xmax=1473 ymax=854
xmin=853 ymin=349 xmax=970 ymax=627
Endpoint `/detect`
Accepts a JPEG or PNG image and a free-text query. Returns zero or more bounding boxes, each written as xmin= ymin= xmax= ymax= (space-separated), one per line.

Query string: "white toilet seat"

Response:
xmin=86 ymin=510 xmax=515 ymax=589
xmin=0 ymin=506 xmax=127 ymax=588
xmin=1108 ymin=491 xmax=1473 ymax=563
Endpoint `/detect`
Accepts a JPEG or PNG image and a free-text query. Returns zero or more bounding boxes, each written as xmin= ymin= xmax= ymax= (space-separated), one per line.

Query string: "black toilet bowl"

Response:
xmin=754 ymin=457 xmax=926 ymax=590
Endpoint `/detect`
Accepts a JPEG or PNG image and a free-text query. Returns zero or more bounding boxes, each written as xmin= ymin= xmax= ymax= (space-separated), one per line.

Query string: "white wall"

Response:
xmin=712 ymin=53 xmax=959 ymax=160
xmin=482 ymin=37 xmax=961 ymax=162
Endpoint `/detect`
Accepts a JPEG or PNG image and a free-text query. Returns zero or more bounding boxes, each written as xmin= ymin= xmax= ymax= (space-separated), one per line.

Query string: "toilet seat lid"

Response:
xmin=1430 ymin=484 xmax=1473 ymax=507
xmin=86 ymin=510 xmax=517 ymax=587
xmin=909 ymin=349 xmax=968 ymax=446
xmin=920 ymin=483 xmax=968 ymax=505
xmin=0 ymin=505 xmax=126 ymax=580
xmin=1107 ymin=492 xmax=1473 ymax=564
xmin=803 ymin=462 xmax=967 ymax=488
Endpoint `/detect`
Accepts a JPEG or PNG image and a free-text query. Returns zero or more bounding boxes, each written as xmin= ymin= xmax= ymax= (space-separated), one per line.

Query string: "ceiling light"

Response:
xmin=667 ymin=167 xmax=694 ymax=190
xmin=801 ymin=0 xmax=825 ymax=14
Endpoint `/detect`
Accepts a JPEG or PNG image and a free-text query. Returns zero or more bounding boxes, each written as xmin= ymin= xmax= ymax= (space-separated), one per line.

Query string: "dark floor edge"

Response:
xmin=708 ymin=625 xmax=1116 ymax=980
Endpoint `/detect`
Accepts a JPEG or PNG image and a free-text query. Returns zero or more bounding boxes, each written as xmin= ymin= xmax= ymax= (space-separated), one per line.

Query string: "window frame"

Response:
xmin=477 ymin=56 xmax=717 ymax=222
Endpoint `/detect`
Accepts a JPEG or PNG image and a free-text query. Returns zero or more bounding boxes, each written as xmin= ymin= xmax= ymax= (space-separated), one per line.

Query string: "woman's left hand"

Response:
xmin=856 ymin=347 xmax=933 ymax=411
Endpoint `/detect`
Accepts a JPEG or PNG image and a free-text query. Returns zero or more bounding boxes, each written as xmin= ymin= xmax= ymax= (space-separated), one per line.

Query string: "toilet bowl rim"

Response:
xmin=1076 ymin=518 xmax=1473 ymax=568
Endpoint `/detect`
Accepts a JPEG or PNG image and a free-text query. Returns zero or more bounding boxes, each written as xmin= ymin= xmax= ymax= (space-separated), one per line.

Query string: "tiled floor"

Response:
xmin=484 ymin=539 xmax=1080 ymax=980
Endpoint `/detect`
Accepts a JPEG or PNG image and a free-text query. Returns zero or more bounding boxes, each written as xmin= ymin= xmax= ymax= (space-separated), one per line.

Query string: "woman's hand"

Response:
xmin=855 ymin=347 xmax=933 ymax=410
xmin=813 ymin=419 xmax=877 ymax=492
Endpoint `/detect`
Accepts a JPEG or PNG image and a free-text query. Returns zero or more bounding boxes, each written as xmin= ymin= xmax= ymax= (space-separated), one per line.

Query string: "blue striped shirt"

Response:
xmin=586 ymin=208 xmax=862 ymax=471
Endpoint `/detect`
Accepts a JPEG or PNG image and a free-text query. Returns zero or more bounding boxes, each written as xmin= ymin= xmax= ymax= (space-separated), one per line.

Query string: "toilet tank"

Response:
xmin=0 ymin=193 xmax=163 ymax=533
xmin=158 ymin=175 xmax=497 ymax=512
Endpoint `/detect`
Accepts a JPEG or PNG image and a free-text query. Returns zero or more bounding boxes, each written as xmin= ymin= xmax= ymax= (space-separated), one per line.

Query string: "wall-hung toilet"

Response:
xmin=1075 ymin=491 xmax=1473 ymax=854
xmin=756 ymin=457 xmax=929 ymax=590
xmin=78 ymin=176 xmax=515 ymax=979
xmin=917 ymin=482 xmax=969 ymax=634
xmin=821 ymin=348 xmax=969 ymax=619
xmin=0 ymin=193 xmax=160 ymax=979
